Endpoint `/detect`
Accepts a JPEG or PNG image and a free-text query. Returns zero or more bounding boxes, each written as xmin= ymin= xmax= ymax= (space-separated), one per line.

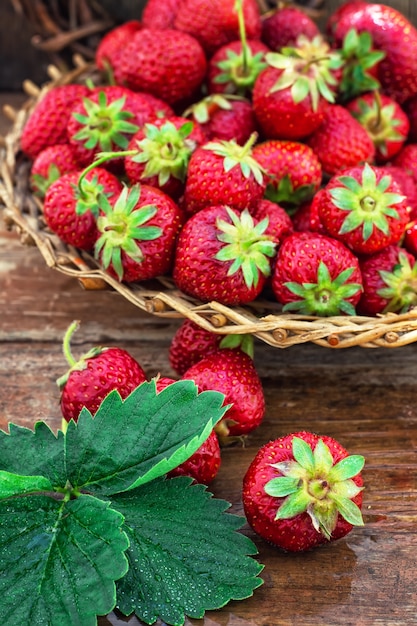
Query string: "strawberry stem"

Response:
xmin=62 ymin=320 xmax=80 ymax=368
xmin=77 ymin=149 xmax=137 ymax=199
xmin=235 ymin=0 xmax=249 ymax=75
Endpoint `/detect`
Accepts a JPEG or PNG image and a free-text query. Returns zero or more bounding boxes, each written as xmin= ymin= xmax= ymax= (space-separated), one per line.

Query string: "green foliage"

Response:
xmin=0 ymin=380 xmax=263 ymax=625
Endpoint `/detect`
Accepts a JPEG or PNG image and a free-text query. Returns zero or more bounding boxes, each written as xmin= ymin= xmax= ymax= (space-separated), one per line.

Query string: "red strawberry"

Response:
xmin=168 ymin=428 xmax=221 ymax=484
xmin=291 ymin=197 xmax=326 ymax=235
xmin=357 ymin=245 xmax=417 ymax=316
xmin=183 ymin=94 xmax=258 ymax=146
xmin=95 ymin=183 xmax=184 ymax=283
xmin=207 ymin=39 xmax=269 ymax=97
xmin=404 ymin=94 xmax=417 ymax=143
xmin=252 ymin=139 xmax=322 ymax=211
xmin=43 ymin=167 xmax=122 ymax=251
xmin=330 ymin=3 xmax=417 ymax=103
xmin=306 ymin=104 xmax=375 ymax=177
xmin=182 ymin=348 xmax=265 ymax=438
xmin=115 ymin=28 xmax=207 ymax=106
xmin=169 ymin=320 xmax=222 ymax=376
xmin=261 ymin=5 xmax=320 ymax=51
xmin=242 ymin=431 xmax=365 ymax=552
xmin=250 ymin=198 xmax=294 ymax=245
xmin=316 ymin=163 xmax=410 ymax=255
xmin=252 ymin=35 xmax=342 ymax=140
xmin=142 ymin=0 xmax=182 ymax=29
xmin=58 ymin=320 xmax=147 ymax=423
xmin=173 ymin=0 xmax=262 ymax=57
xmin=124 ymin=116 xmax=206 ymax=200
xmin=392 ymin=144 xmax=417 ymax=185
xmin=403 ymin=220 xmax=417 ymax=257
xmin=30 ymin=143 xmax=80 ymax=198
xmin=173 ymin=205 xmax=276 ymax=305
xmin=183 ymin=134 xmax=266 ymax=215
xmin=345 ymin=92 xmax=410 ymax=164
xmin=95 ymin=20 xmax=143 ymax=76
xmin=271 ymin=231 xmax=363 ymax=316
xmin=20 ymin=83 xmax=89 ymax=159
xmin=378 ymin=165 xmax=417 ymax=221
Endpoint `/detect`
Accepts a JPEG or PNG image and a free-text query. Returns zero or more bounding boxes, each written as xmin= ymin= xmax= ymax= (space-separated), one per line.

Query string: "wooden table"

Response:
xmin=1 ymin=96 xmax=417 ymax=626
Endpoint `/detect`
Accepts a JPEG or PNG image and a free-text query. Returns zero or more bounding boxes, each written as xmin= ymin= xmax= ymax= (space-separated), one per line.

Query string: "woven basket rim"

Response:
xmin=2 ymin=59 xmax=417 ymax=350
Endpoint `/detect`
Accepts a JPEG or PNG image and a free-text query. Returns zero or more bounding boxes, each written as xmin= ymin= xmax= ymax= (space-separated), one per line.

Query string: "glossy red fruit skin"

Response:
xmin=115 ymin=28 xmax=207 ymax=106
xmin=95 ymin=20 xmax=143 ymax=72
xmin=60 ymin=347 xmax=147 ymax=422
xmin=195 ymin=99 xmax=258 ymax=146
xmin=173 ymin=205 xmax=269 ymax=306
xmin=142 ymin=0 xmax=182 ymax=29
xmin=250 ymin=198 xmax=294 ymax=246
xmin=43 ymin=167 xmax=122 ymax=251
xmin=30 ymin=143 xmax=81 ymax=197
xmin=242 ymin=431 xmax=364 ymax=552
xmin=261 ymin=6 xmax=320 ymax=51
xmin=253 ymin=66 xmax=329 ymax=140
xmin=20 ymin=84 xmax=89 ymax=160
xmin=182 ymin=348 xmax=265 ymax=437
xmin=403 ymin=220 xmax=417 ymax=257
xmin=169 ymin=319 xmax=221 ymax=376
xmin=168 ymin=430 xmax=221 ymax=484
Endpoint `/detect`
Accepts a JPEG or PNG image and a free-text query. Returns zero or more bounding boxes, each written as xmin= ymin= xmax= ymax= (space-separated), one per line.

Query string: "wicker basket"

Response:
xmin=3 ymin=58 xmax=417 ymax=350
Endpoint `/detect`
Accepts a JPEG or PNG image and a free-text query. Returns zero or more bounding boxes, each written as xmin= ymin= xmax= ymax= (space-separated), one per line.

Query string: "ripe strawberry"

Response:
xmin=272 ymin=231 xmax=363 ymax=316
xmin=252 ymin=35 xmax=342 ymax=140
xmin=252 ymin=139 xmax=322 ymax=211
xmin=115 ymin=28 xmax=207 ymax=106
xmin=95 ymin=20 xmax=143 ymax=77
xmin=182 ymin=134 xmax=266 ymax=215
xmin=58 ymin=320 xmax=147 ymax=423
xmin=173 ymin=0 xmax=262 ymax=57
xmin=403 ymin=220 xmax=417 ymax=257
xmin=261 ymin=5 xmax=320 ymax=51
xmin=95 ymin=183 xmax=184 ymax=283
xmin=173 ymin=205 xmax=276 ymax=305
xmin=141 ymin=0 xmax=181 ymax=29
xmin=330 ymin=3 xmax=417 ymax=103
xmin=306 ymin=104 xmax=375 ymax=177
xmin=207 ymin=39 xmax=269 ymax=98
xmin=378 ymin=165 xmax=417 ymax=220
xmin=124 ymin=116 xmax=206 ymax=200
xmin=242 ymin=431 xmax=365 ymax=552
xmin=345 ymin=92 xmax=410 ymax=164
xmin=250 ymin=198 xmax=294 ymax=245
xmin=43 ymin=166 xmax=122 ymax=251
xmin=182 ymin=348 xmax=265 ymax=438
xmin=357 ymin=245 xmax=417 ymax=316
xmin=183 ymin=94 xmax=258 ymax=146
xmin=316 ymin=163 xmax=410 ymax=255
xmin=392 ymin=144 xmax=417 ymax=185
xmin=30 ymin=143 xmax=80 ymax=198
xmin=20 ymin=83 xmax=89 ymax=160
xmin=404 ymin=94 xmax=417 ymax=143
xmin=291 ymin=197 xmax=326 ymax=235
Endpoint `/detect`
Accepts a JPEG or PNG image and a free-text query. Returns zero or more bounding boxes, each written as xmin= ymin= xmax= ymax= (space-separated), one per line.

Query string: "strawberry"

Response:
xmin=357 ymin=245 xmax=417 ymax=316
xmin=207 ymin=39 xmax=269 ymax=98
xmin=115 ymin=28 xmax=207 ymax=106
xmin=95 ymin=20 xmax=143 ymax=78
xmin=345 ymin=91 xmax=410 ymax=164
xmin=271 ymin=231 xmax=363 ymax=316
xmin=378 ymin=165 xmax=417 ymax=221
xmin=242 ymin=431 xmax=365 ymax=552
xmin=392 ymin=144 xmax=417 ymax=185
xmin=141 ymin=0 xmax=182 ymax=29
xmin=58 ymin=320 xmax=147 ymax=423
xmin=124 ymin=116 xmax=206 ymax=200
xmin=252 ymin=139 xmax=322 ymax=211
xmin=168 ymin=429 xmax=221 ymax=484
xmin=316 ymin=163 xmax=410 ymax=255
xmin=30 ymin=143 xmax=80 ymax=198
xmin=182 ymin=348 xmax=265 ymax=438
xmin=173 ymin=205 xmax=276 ymax=305
xmin=291 ymin=197 xmax=326 ymax=235
xmin=95 ymin=183 xmax=184 ymax=283
xmin=173 ymin=0 xmax=262 ymax=57
xmin=183 ymin=94 xmax=258 ymax=146
xmin=249 ymin=198 xmax=294 ymax=245
xmin=404 ymin=94 xmax=417 ymax=143
xmin=20 ymin=83 xmax=89 ymax=160
xmin=182 ymin=134 xmax=266 ymax=215
xmin=403 ymin=220 xmax=417 ymax=258
xmin=306 ymin=103 xmax=375 ymax=177
xmin=43 ymin=166 xmax=122 ymax=251
xmin=330 ymin=3 xmax=417 ymax=103
xmin=261 ymin=5 xmax=320 ymax=51
xmin=252 ymin=35 xmax=342 ymax=140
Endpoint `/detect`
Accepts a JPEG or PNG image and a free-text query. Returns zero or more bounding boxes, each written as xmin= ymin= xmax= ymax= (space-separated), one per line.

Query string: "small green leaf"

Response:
xmin=292 ymin=437 xmax=315 ymax=472
xmin=275 ymin=489 xmax=312 ymax=520
xmin=0 ymin=470 xmax=53 ymax=500
xmin=113 ymin=477 xmax=263 ymax=625
xmin=264 ymin=476 xmax=300 ymax=498
xmin=329 ymin=455 xmax=365 ymax=482
xmin=330 ymin=493 xmax=365 ymax=527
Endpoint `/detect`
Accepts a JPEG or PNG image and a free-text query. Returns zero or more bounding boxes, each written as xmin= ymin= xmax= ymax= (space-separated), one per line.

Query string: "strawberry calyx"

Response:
xmin=183 ymin=94 xmax=240 ymax=124
xmin=130 ymin=120 xmax=197 ymax=185
xmin=215 ymin=207 xmax=276 ymax=288
xmin=203 ymin=133 xmax=265 ymax=184
xmin=74 ymin=173 xmax=118 ymax=218
xmin=71 ymin=91 xmax=140 ymax=151
xmin=265 ymin=174 xmax=316 ymax=212
xmin=283 ymin=260 xmax=362 ymax=316
xmin=329 ymin=163 xmax=406 ymax=242
xmin=56 ymin=320 xmax=107 ymax=390
xmin=265 ymin=34 xmax=343 ymax=111
xmin=95 ymin=184 xmax=162 ymax=281
xmin=31 ymin=164 xmax=62 ymax=198
xmin=219 ymin=333 xmax=254 ymax=358
xmin=265 ymin=436 xmax=365 ymax=540
xmin=337 ymin=28 xmax=385 ymax=102
xmin=378 ymin=251 xmax=417 ymax=313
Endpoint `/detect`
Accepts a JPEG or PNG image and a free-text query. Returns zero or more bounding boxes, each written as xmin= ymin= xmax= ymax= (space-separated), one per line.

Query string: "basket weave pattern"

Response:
xmin=2 ymin=60 xmax=417 ymax=350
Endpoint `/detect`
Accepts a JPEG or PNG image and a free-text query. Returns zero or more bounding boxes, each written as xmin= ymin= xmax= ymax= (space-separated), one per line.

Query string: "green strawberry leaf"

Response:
xmin=0 ymin=470 xmax=53 ymax=499
xmin=113 ymin=476 xmax=263 ymax=625
xmin=0 ymin=494 xmax=129 ymax=626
